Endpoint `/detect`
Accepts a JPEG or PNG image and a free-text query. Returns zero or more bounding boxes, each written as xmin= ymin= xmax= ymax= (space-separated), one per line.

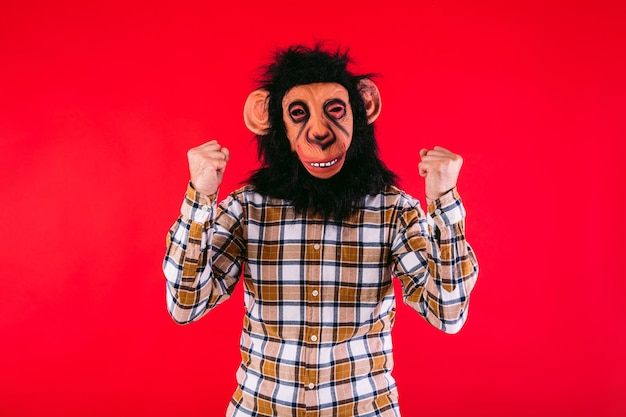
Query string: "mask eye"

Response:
xmin=288 ymin=102 xmax=309 ymax=123
xmin=325 ymin=100 xmax=346 ymax=120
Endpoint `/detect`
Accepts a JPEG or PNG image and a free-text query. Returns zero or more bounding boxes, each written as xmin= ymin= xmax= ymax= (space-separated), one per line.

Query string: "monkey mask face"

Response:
xmin=244 ymin=79 xmax=381 ymax=179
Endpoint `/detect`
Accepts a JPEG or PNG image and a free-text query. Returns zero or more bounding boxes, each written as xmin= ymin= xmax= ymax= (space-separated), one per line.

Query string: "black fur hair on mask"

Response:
xmin=247 ymin=44 xmax=397 ymax=220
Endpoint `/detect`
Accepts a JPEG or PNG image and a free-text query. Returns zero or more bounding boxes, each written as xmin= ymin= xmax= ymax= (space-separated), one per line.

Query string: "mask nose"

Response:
xmin=306 ymin=116 xmax=334 ymax=148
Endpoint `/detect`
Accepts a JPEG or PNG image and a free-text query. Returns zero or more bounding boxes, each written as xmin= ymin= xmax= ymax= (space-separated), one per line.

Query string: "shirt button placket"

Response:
xmin=311 ymin=241 xmax=322 ymax=349
xmin=303 ymin=232 xmax=322 ymax=410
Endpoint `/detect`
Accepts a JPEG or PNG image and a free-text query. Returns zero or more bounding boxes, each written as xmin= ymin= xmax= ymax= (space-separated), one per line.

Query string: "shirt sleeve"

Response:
xmin=162 ymin=183 xmax=245 ymax=324
xmin=391 ymin=187 xmax=479 ymax=334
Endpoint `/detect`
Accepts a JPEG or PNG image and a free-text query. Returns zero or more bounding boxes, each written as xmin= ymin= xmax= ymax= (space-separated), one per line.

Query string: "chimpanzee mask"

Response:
xmin=243 ymin=45 xmax=396 ymax=220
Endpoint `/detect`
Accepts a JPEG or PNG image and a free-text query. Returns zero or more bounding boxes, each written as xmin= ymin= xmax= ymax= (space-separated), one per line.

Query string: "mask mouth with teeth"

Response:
xmin=310 ymin=158 xmax=338 ymax=168
xmin=302 ymin=152 xmax=346 ymax=179
xmin=244 ymin=44 xmax=397 ymax=220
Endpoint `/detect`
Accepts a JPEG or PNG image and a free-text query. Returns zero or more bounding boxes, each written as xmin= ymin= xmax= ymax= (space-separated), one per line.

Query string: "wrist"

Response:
xmin=425 ymin=188 xmax=451 ymax=204
xmin=188 ymin=182 xmax=218 ymax=205
xmin=190 ymin=181 xmax=218 ymax=198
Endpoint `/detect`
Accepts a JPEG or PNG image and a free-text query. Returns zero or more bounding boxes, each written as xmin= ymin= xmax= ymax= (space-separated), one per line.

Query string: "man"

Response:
xmin=163 ymin=44 xmax=478 ymax=416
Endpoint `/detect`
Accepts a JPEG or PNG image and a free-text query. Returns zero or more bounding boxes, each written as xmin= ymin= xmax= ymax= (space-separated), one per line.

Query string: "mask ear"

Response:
xmin=357 ymin=78 xmax=382 ymax=124
xmin=243 ymin=89 xmax=270 ymax=135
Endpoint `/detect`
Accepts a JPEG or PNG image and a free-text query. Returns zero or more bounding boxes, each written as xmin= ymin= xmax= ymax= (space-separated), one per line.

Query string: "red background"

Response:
xmin=1 ymin=1 xmax=625 ymax=416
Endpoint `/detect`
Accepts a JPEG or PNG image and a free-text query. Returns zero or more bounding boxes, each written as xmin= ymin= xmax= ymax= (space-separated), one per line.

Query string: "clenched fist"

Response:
xmin=418 ymin=146 xmax=463 ymax=202
xmin=187 ymin=140 xmax=231 ymax=196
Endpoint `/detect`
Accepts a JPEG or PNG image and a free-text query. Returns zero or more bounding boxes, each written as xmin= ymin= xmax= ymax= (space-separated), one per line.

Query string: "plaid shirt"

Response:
xmin=163 ymin=183 xmax=478 ymax=417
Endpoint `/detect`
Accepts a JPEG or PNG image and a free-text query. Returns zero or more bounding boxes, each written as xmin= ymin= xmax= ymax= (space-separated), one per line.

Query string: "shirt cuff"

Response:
xmin=426 ymin=187 xmax=466 ymax=228
xmin=180 ymin=182 xmax=217 ymax=224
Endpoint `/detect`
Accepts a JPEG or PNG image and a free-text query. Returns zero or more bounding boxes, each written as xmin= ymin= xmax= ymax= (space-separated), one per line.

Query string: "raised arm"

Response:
xmin=393 ymin=147 xmax=479 ymax=333
xmin=162 ymin=141 xmax=243 ymax=324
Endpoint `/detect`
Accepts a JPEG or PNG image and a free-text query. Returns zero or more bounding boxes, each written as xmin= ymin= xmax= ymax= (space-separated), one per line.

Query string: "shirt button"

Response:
xmin=434 ymin=208 xmax=442 ymax=216
xmin=313 ymin=243 xmax=320 ymax=250
xmin=308 ymin=383 xmax=315 ymax=389
xmin=311 ymin=290 xmax=319 ymax=297
xmin=310 ymin=335 xmax=318 ymax=342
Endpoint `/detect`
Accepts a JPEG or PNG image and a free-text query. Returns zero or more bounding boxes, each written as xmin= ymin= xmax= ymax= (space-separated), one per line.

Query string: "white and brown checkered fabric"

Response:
xmin=163 ymin=183 xmax=478 ymax=417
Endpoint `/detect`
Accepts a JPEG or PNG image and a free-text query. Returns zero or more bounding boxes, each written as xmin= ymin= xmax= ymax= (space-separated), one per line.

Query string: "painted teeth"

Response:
xmin=310 ymin=158 xmax=338 ymax=168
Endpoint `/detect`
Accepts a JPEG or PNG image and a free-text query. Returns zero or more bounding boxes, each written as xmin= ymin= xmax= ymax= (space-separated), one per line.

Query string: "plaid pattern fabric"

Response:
xmin=163 ymin=184 xmax=478 ymax=417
